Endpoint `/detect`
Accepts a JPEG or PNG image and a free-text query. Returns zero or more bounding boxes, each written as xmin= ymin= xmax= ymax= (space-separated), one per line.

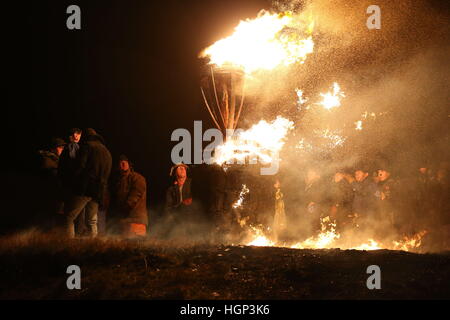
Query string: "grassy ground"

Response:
xmin=1 ymin=230 xmax=449 ymax=299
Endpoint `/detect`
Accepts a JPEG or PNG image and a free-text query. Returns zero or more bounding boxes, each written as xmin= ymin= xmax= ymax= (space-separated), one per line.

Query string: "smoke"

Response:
xmin=198 ymin=0 xmax=450 ymax=251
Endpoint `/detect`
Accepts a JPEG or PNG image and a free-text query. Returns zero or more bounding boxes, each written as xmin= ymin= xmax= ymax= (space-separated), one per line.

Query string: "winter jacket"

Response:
xmin=165 ymin=178 xmax=193 ymax=214
xmin=58 ymin=142 xmax=81 ymax=191
xmin=75 ymin=135 xmax=112 ymax=202
xmin=39 ymin=150 xmax=59 ymax=177
xmin=112 ymin=170 xmax=148 ymax=225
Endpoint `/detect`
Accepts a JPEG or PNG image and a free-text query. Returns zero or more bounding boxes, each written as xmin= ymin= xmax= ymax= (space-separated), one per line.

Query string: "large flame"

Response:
xmin=200 ymin=10 xmax=314 ymax=74
xmin=291 ymin=217 xmax=340 ymax=249
xmin=213 ymin=116 xmax=294 ymax=165
xmin=246 ymin=226 xmax=276 ymax=247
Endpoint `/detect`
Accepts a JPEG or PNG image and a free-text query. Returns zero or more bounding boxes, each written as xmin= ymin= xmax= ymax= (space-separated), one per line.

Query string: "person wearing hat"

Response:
xmin=39 ymin=137 xmax=66 ymax=176
xmin=64 ymin=128 xmax=112 ymax=238
xmin=164 ymin=163 xmax=194 ymax=226
xmin=110 ymin=155 xmax=148 ymax=238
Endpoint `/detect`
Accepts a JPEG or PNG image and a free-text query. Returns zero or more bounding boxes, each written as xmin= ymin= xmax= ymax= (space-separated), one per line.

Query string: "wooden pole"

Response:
xmin=201 ymin=87 xmax=221 ymax=130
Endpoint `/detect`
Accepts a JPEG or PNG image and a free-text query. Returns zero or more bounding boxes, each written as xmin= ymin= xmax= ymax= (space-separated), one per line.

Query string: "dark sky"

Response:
xmin=7 ymin=0 xmax=273 ymax=205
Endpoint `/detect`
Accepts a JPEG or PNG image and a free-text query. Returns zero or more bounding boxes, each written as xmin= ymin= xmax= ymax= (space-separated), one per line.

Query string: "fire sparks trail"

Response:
xmin=314 ymin=129 xmax=346 ymax=148
xmin=318 ymin=82 xmax=345 ymax=110
xmin=213 ymin=116 xmax=294 ymax=165
xmin=200 ymin=10 xmax=314 ymax=74
xmin=233 ymin=184 xmax=250 ymax=209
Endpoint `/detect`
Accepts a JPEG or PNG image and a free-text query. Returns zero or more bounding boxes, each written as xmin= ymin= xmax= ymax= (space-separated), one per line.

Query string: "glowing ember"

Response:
xmin=392 ymin=230 xmax=428 ymax=251
xmin=295 ymin=88 xmax=308 ymax=110
xmin=351 ymin=239 xmax=382 ymax=251
xmin=295 ymin=138 xmax=314 ymax=151
xmin=233 ymin=184 xmax=250 ymax=209
xmin=318 ymin=82 xmax=345 ymax=110
xmin=200 ymin=10 xmax=314 ymax=74
xmin=213 ymin=116 xmax=294 ymax=165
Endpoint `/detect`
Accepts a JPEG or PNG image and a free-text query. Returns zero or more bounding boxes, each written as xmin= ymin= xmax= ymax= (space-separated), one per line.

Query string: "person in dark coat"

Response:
xmin=375 ymin=166 xmax=399 ymax=235
xmin=163 ymin=163 xmax=203 ymax=238
xmin=58 ymin=128 xmax=82 ymax=191
xmin=37 ymin=138 xmax=66 ymax=229
xmin=65 ymin=128 xmax=112 ymax=238
xmin=329 ymin=171 xmax=354 ymax=232
xmin=110 ymin=155 xmax=148 ymax=238
xmin=299 ymin=168 xmax=326 ymax=235
xmin=58 ymin=128 xmax=88 ymax=235
xmin=165 ymin=163 xmax=193 ymax=216
xmin=39 ymin=138 xmax=66 ymax=176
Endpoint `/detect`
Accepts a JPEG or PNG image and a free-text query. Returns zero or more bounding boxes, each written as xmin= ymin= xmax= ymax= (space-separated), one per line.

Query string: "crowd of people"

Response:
xmin=36 ymin=127 xmax=449 ymax=245
xmin=282 ymin=163 xmax=449 ymax=240
xmin=38 ymin=128 xmax=148 ymax=238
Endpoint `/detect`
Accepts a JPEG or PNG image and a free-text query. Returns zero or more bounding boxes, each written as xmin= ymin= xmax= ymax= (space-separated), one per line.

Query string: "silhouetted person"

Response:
xmin=59 ymin=128 xmax=88 ymax=235
xmin=37 ymin=138 xmax=66 ymax=230
xmin=375 ymin=167 xmax=399 ymax=235
xmin=300 ymin=168 xmax=326 ymax=234
xmin=351 ymin=167 xmax=378 ymax=229
xmin=273 ymin=179 xmax=287 ymax=241
xmin=329 ymin=171 xmax=354 ymax=232
xmin=65 ymin=128 xmax=112 ymax=238
xmin=39 ymin=138 xmax=65 ymax=177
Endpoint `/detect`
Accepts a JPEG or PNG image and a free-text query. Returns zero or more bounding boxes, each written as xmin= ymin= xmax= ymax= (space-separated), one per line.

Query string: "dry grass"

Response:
xmin=1 ymin=230 xmax=450 ymax=299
